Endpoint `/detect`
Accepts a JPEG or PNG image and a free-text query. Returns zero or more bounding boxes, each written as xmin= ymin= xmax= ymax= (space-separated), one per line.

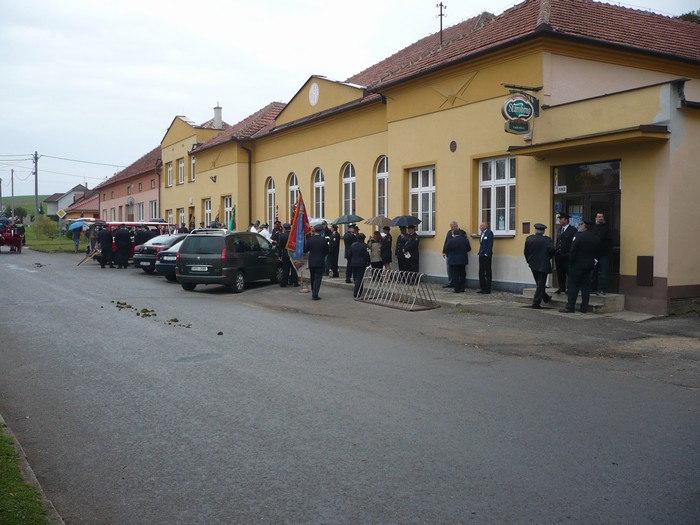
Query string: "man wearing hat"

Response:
xmin=403 ymin=224 xmax=420 ymax=273
xmin=395 ymin=226 xmax=408 ymax=272
xmin=554 ymin=212 xmax=576 ymax=294
xmin=277 ymin=223 xmax=298 ymax=287
xmin=561 ymin=219 xmax=602 ymax=313
xmin=343 ymin=224 xmax=358 ymax=283
xmin=305 ymin=224 xmax=330 ymax=300
xmin=524 ymin=223 xmax=555 ymax=308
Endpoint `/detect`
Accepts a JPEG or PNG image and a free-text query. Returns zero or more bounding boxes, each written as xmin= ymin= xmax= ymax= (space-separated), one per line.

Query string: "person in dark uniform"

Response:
xmin=304 ymin=224 xmax=330 ymax=300
xmin=328 ymin=224 xmax=341 ymax=278
xmin=133 ymin=225 xmax=149 ymax=248
xmin=343 ymin=224 xmax=358 ymax=283
xmin=97 ymin=225 xmax=115 ymax=268
xmin=441 ymin=221 xmax=460 ymax=287
xmin=380 ymin=225 xmax=393 ymax=271
xmin=403 ymin=224 xmax=420 ymax=273
xmin=477 ymin=222 xmax=494 ymax=294
xmin=590 ymin=212 xmax=613 ymax=295
xmin=113 ymin=224 xmax=132 ymax=269
xmin=444 ymin=229 xmax=471 ymax=293
xmin=349 ymin=233 xmax=370 ymax=298
xmin=395 ymin=226 xmax=408 ymax=272
xmin=561 ymin=219 xmax=602 ymax=313
xmin=554 ymin=212 xmax=576 ymax=294
xmin=277 ymin=223 xmax=298 ymax=287
xmin=524 ymin=223 xmax=554 ymax=309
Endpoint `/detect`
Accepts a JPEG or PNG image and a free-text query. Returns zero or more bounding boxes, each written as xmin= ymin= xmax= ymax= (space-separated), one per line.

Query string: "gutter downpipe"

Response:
xmin=241 ymin=143 xmax=253 ymax=227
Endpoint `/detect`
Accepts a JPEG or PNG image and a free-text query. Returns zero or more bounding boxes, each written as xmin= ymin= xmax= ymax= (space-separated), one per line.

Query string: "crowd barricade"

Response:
xmin=355 ymin=267 xmax=439 ymax=311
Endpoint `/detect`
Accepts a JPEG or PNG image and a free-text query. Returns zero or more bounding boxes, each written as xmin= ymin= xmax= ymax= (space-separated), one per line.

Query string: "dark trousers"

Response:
xmin=567 ymin=267 xmax=593 ymax=311
xmin=352 ymin=266 xmax=366 ymax=297
xmin=478 ymin=255 xmax=492 ymax=292
xmin=281 ymin=258 xmax=298 ymax=286
xmin=397 ymin=257 xmax=407 ymax=272
xmin=345 ymin=257 xmax=353 ymax=281
xmin=116 ymin=247 xmax=129 ymax=268
xmin=328 ymin=251 xmax=339 ymax=277
xmin=101 ymin=248 xmax=113 ymax=268
xmin=451 ymin=263 xmax=466 ymax=292
xmin=554 ymin=254 xmax=569 ymax=291
xmin=591 ymin=255 xmax=609 ymax=292
xmin=309 ymin=266 xmax=323 ymax=298
xmin=531 ymin=270 xmax=551 ymax=306
xmin=446 ymin=260 xmax=455 ymax=286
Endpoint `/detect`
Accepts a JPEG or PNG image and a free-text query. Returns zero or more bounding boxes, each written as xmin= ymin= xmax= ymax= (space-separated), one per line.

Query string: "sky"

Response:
xmin=1 ymin=0 xmax=697 ymax=200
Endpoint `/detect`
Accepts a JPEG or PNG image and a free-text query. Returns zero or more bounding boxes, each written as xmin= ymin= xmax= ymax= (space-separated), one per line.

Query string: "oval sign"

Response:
xmin=502 ymin=94 xmax=534 ymax=122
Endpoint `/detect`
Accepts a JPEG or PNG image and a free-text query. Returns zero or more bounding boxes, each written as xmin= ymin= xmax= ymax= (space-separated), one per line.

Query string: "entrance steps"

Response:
xmin=514 ymin=288 xmax=625 ymax=313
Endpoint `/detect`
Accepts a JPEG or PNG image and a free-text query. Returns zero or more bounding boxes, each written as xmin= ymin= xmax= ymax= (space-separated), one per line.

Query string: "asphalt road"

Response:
xmin=1 ymin=250 xmax=699 ymax=524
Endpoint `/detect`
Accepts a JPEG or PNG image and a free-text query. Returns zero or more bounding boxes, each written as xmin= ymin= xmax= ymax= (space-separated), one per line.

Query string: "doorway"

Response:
xmin=553 ymin=161 xmax=621 ymax=293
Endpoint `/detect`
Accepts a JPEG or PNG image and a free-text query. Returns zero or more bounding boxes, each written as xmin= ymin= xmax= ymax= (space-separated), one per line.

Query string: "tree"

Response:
xmin=679 ymin=10 xmax=700 ymax=24
xmin=12 ymin=206 xmax=28 ymax=222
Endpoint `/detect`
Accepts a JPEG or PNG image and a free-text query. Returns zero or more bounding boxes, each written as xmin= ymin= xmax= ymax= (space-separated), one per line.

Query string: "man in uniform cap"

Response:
xmin=554 ymin=212 xmax=576 ymax=294
xmin=305 ymin=223 xmax=330 ymax=300
xmin=342 ymin=224 xmax=358 ymax=283
xmin=561 ymin=219 xmax=601 ymax=313
xmin=524 ymin=223 xmax=555 ymax=308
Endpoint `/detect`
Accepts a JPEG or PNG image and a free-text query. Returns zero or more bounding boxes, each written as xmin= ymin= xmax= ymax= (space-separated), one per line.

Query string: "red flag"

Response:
xmin=286 ymin=193 xmax=311 ymax=260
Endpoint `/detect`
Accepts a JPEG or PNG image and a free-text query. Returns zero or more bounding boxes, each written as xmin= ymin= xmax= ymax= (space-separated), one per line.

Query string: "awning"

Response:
xmin=508 ymin=124 xmax=669 ymax=158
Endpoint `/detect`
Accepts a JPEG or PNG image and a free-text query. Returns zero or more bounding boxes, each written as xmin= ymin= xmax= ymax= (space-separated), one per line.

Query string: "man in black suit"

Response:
xmin=554 ymin=212 xmax=576 ymax=293
xmin=97 ymin=225 xmax=115 ymax=268
xmin=277 ymin=223 xmax=298 ymax=287
xmin=403 ymin=224 xmax=420 ymax=273
xmin=444 ymin=229 xmax=471 ymax=293
xmin=343 ymin=224 xmax=358 ymax=283
xmin=524 ymin=223 xmax=554 ymax=309
xmin=561 ymin=219 xmax=602 ymax=313
xmin=477 ymin=222 xmax=494 ymax=294
xmin=113 ymin=224 xmax=132 ymax=269
xmin=441 ymin=220 xmax=459 ymax=287
xmin=305 ymin=224 xmax=330 ymax=300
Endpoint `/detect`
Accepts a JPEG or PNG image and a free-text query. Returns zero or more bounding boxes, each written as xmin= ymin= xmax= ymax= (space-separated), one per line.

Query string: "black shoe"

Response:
xmin=332 ymin=274 xmax=339 ymax=278
xmin=531 ymin=304 xmax=542 ymax=309
xmin=579 ymin=308 xmax=588 ymax=313
xmin=453 ymin=289 xmax=464 ymax=293
xmin=555 ymin=289 xmax=566 ymax=294
xmin=345 ymin=280 xmax=352 ymax=284
xmin=543 ymin=294 xmax=551 ymax=304
xmin=312 ymin=296 xmax=321 ymax=300
xmin=110 ymin=265 xmax=115 ymax=268
xmin=477 ymin=290 xmax=491 ymax=294
xmin=442 ymin=284 xmax=453 ymax=288
xmin=280 ymin=284 xmax=287 ymax=287
xmin=559 ymin=308 xmax=575 ymax=313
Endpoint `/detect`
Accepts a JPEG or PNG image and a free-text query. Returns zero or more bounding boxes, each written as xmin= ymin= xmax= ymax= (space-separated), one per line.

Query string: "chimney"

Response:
xmin=214 ymin=103 xmax=222 ymax=129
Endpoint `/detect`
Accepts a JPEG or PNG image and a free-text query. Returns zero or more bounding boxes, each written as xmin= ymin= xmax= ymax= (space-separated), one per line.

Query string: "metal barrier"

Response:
xmin=356 ymin=267 xmax=440 ymax=311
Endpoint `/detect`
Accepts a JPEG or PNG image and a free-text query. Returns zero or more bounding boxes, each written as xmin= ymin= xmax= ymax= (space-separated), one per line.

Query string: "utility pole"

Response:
xmin=11 ymin=169 xmax=15 ymax=218
xmin=0 ymin=177 xmax=3 ymax=216
xmin=436 ymin=2 xmax=447 ymax=46
xmin=34 ymin=150 xmax=40 ymax=218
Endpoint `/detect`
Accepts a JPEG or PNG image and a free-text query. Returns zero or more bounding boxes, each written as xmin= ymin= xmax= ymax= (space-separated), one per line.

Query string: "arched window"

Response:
xmin=375 ymin=156 xmax=388 ymax=216
xmin=266 ymin=178 xmax=276 ymax=226
xmin=313 ymin=168 xmax=325 ymax=218
xmin=288 ymin=173 xmax=300 ymax=220
xmin=342 ymin=163 xmax=356 ymax=215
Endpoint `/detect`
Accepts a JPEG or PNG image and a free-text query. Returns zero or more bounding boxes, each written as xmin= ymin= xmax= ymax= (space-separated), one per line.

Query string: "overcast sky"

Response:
xmin=1 ymin=0 xmax=697 ymax=199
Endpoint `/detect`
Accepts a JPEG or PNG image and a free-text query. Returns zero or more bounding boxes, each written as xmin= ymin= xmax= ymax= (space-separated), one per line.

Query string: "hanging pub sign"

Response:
xmin=502 ymin=93 xmax=535 ymax=135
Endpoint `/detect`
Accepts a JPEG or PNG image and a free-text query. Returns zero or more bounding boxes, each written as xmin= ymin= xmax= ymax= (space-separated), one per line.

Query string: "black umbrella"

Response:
xmin=333 ymin=213 xmax=364 ymax=225
xmin=390 ymin=215 xmax=421 ymax=227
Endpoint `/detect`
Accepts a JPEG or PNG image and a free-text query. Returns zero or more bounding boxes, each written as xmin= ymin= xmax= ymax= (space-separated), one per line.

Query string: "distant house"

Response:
xmin=43 ymin=184 xmax=92 ymax=217
xmin=64 ymin=190 xmax=100 ymax=220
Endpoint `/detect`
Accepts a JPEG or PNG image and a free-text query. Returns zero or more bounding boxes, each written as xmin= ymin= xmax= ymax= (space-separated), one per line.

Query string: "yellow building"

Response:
xmin=160 ymin=0 xmax=700 ymax=315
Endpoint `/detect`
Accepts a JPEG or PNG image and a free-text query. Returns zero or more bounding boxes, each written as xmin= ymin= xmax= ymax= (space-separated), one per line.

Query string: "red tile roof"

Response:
xmin=65 ymin=191 xmax=100 ymax=212
xmin=353 ymin=0 xmax=700 ymax=90
xmin=193 ymin=102 xmax=286 ymax=153
xmin=94 ymin=146 xmax=161 ymax=190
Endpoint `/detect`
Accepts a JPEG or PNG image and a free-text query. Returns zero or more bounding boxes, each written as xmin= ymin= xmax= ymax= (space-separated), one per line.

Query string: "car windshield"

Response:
xmin=182 ymin=236 xmax=223 ymax=254
xmin=166 ymin=240 xmax=184 ymax=253
xmin=145 ymin=235 xmax=179 ymax=247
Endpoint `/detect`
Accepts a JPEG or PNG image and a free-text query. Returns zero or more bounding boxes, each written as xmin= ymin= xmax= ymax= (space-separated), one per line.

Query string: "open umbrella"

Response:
xmin=390 ymin=215 xmax=422 ymax=227
xmin=364 ymin=215 xmax=392 ymax=227
xmin=309 ymin=217 xmax=330 ymax=227
xmin=68 ymin=221 xmax=87 ymax=231
xmin=333 ymin=213 xmax=364 ymax=225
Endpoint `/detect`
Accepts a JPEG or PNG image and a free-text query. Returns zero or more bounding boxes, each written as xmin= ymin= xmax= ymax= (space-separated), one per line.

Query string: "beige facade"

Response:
xmin=158 ymin=1 xmax=700 ymax=315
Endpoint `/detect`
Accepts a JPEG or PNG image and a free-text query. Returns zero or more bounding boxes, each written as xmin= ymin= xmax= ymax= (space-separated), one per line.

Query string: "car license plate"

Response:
xmin=162 ymin=256 xmax=175 ymax=261
xmin=191 ymin=266 xmax=208 ymax=272
xmin=140 ymin=261 xmax=150 ymax=266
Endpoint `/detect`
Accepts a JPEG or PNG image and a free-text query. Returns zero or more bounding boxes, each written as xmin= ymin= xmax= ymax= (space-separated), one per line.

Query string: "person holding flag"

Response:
xmin=283 ymin=193 xmax=312 ymax=288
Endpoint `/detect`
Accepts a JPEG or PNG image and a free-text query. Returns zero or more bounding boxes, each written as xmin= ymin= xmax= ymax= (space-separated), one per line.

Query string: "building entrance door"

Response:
xmin=553 ymin=161 xmax=621 ymax=293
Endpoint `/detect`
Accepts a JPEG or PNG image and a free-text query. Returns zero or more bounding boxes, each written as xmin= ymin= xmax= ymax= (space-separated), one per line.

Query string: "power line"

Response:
xmin=41 ymin=154 xmax=126 ymax=169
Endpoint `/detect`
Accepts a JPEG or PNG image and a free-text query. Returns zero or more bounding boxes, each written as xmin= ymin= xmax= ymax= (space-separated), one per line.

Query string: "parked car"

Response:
xmin=155 ymin=239 xmax=184 ymax=281
xmin=176 ymin=230 xmax=282 ymax=293
xmin=133 ymin=234 xmax=187 ymax=273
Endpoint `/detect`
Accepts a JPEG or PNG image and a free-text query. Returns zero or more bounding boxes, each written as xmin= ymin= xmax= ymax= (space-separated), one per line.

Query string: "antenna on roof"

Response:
xmin=436 ymin=2 xmax=447 ymax=47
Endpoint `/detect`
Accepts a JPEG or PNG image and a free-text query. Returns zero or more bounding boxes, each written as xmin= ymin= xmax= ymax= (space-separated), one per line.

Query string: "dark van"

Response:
xmin=176 ymin=230 xmax=282 ymax=293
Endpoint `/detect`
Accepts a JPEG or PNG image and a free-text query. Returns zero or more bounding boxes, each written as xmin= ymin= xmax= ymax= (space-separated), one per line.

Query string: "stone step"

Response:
xmin=514 ymin=288 xmax=625 ymax=313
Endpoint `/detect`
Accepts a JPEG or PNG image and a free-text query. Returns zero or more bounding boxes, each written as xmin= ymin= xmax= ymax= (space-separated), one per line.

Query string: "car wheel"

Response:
xmin=143 ymin=267 xmax=155 ymax=273
xmin=165 ymin=274 xmax=177 ymax=282
xmin=230 ymin=271 xmax=245 ymax=293
xmin=181 ymin=283 xmax=196 ymax=291
xmin=271 ymin=265 xmax=283 ymax=284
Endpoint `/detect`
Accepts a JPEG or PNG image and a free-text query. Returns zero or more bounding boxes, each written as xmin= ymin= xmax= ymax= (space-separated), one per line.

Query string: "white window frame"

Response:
xmin=136 ymin=202 xmax=144 ymax=221
xmin=166 ymin=209 xmax=173 ymax=225
xmin=479 ymin=156 xmax=516 ymax=234
xmin=224 ymin=196 xmax=232 ymax=228
xmin=342 ymin=163 xmax=356 ymax=215
xmin=191 ymin=157 xmax=196 ymax=182
xmin=408 ymin=166 xmax=435 ymax=234
xmin=376 ymin=156 xmax=388 ymax=216
xmin=178 ymin=208 xmax=185 ymax=226
xmin=204 ymin=199 xmax=212 ymax=226
xmin=178 ymin=159 xmax=185 ymax=184
xmin=288 ymin=173 xmax=300 ymax=220
xmin=167 ymin=163 xmax=173 ymax=187
xmin=149 ymin=200 xmax=158 ymax=220
xmin=266 ymin=178 xmax=276 ymax=225
xmin=313 ymin=168 xmax=325 ymax=218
